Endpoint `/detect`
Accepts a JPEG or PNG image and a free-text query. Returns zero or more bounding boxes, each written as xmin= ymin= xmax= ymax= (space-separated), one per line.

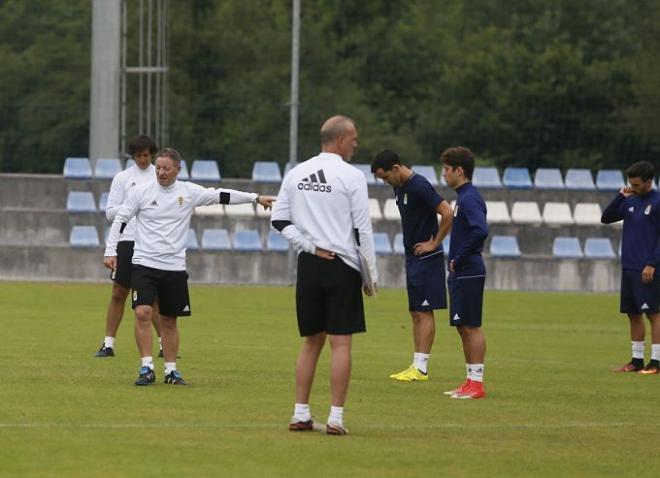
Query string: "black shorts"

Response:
xmin=110 ymin=241 xmax=134 ymax=288
xmin=448 ymin=273 xmax=485 ymax=327
xmin=405 ymin=252 xmax=447 ymax=312
xmin=620 ymin=269 xmax=660 ymax=314
xmin=296 ymin=252 xmax=365 ymax=336
xmin=131 ymin=265 xmax=191 ymax=317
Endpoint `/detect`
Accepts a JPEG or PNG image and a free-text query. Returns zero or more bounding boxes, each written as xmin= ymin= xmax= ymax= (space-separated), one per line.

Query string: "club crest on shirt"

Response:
xmin=645 ymin=205 xmax=651 ymax=215
xmin=178 ymin=196 xmax=184 ymax=206
xmin=453 ymin=204 xmax=459 ymax=217
xmin=403 ymin=193 xmax=408 ymax=205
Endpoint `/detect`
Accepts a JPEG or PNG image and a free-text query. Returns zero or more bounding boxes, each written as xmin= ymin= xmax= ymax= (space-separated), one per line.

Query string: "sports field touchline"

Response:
xmin=0 ymin=421 xmax=656 ymax=430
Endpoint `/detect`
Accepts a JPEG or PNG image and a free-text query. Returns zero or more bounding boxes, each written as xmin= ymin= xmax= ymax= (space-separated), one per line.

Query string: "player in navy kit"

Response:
xmin=441 ymin=147 xmax=489 ymax=399
xmin=371 ymin=150 xmax=453 ymax=382
xmin=602 ymin=161 xmax=660 ymax=374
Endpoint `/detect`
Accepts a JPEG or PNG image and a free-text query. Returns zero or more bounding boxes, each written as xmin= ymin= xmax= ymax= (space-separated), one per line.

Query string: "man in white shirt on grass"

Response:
xmin=271 ymin=115 xmax=377 ymax=435
xmin=104 ymin=147 xmax=274 ymax=386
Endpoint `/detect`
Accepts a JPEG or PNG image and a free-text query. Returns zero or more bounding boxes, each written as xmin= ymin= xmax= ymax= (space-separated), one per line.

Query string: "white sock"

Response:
xmin=104 ymin=336 xmax=115 ymax=348
xmin=652 ymin=344 xmax=660 ymax=362
xmin=159 ymin=337 xmax=163 ymax=350
xmin=293 ymin=403 xmax=311 ymax=422
xmin=141 ymin=356 xmax=154 ymax=370
xmin=328 ymin=406 xmax=344 ymax=425
xmin=467 ymin=363 xmax=484 ymax=382
xmin=413 ymin=352 xmax=430 ymax=374
xmin=465 ymin=363 xmax=471 ymax=379
xmin=632 ymin=341 xmax=645 ymax=360
xmin=164 ymin=362 xmax=176 ymax=374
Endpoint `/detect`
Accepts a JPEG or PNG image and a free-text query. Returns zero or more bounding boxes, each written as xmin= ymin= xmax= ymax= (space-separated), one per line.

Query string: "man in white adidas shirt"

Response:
xmin=271 ymin=115 xmax=377 ymax=435
xmin=94 ymin=135 xmax=163 ymax=358
xmin=104 ymin=147 xmax=274 ymax=386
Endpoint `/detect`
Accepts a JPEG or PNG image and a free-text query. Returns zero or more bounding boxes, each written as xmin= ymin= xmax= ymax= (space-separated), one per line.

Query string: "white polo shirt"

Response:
xmin=105 ymin=180 xmax=257 ymax=271
xmin=105 ymin=164 xmax=156 ymax=242
xmin=271 ymin=152 xmax=377 ymax=281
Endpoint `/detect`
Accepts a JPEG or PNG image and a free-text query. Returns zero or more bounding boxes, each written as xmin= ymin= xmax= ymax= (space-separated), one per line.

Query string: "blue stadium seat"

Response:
xmin=94 ymin=158 xmax=122 ymax=179
xmin=63 ymin=157 xmax=93 ymax=179
xmin=502 ymin=167 xmax=533 ymax=189
xmin=393 ymin=233 xmax=405 ymax=254
xmin=565 ymin=169 xmax=595 ymax=190
xmin=266 ymin=231 xmax=289 ymax=252
xmin=234 ymin=229 xmax=263 ymax=251
xmin=373 ymin=233 xmax=392 ymax=254
xmin=584 ymin=238 xmax=616 ymax=259
xmin=412 ymin=165 xmax=439 ymax=186
xmin=66 ymin=191 xmax=97 ymax=212
xmin=352 ymin=163 xmax=383 ymax=185
xmin=442 ymin=235 xmax=450 ymax=253
xmin=552 ymin=237 xmax=583 ymax=258
xmin=70 ymin=226 xmax=100 ymax=247
xmin=185 ymin=228 xmax=199 ymax=250
xmin=201 ymin=228 xmax=231 ymax=251
xmin=534 ymin=168 xmax=565 ymax=189
xmin=191 ymin=160 xmax=221 ymax=182
xmin=252 ymin=161 xmax=282 ymax=182
xmin=596 ymin=169 xmax=625 ymax=191
xmin=98 ymin=192 xmax=109 ymax=212
xmin=472 ymin=167 xmax=502 ymax=188
xmin=124 ymin=159 xmax=135 ymax=170
xmin=178 ymin=159 xmax=190 ymax=181
xmin=489 ymin=235 xmax=521 ymax=257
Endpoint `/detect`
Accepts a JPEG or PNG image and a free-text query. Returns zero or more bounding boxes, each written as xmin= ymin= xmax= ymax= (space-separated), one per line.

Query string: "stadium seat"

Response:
xmin=485 ymin=201 xmax=511 ymax=224
xmin=94 ymin=158 xmax=122 ymax=179
xmin=534 ymin=168 xmax=565 ymax=189
xmin=70 ymin=225 xmax=100 ymax=247
xmin=234 ymin=229 xmax=263 ymax=251
xmin=584 ymin=238 xmax=616 ymax=259
xmin=596 ymin=169 xmax=625 ymax=191
xmin=125 ymin=159 xmax=135 ymax=169
xmin=442 ymin=235 xmax=450 ymax=253
xmin=502 ymin=167 xmax=533 ymax=189
xmin=178 ymin=160 xmax=190 ymax=181
xmin=63 ymin=157 xmax=93 ymax=179
xmin=98 ymin=192 xmax=110 ymax=213
xmin=565 ymin=169 xmax=595 ymax=190
xmin=472 ymin=167 xmax=502 ymax=188
xmin=352 ymin=163 xmax=381 ymax=185
xmin=201 ymin=228 xmax=231 ymax=251
xmin=383 ymin=198 xmax=400 ymax=220
xmin=194 ymin=204 xmax=224 ymax=216
xmin=552 ymin=237 xmax=583 ymax=258
xmin=511 ymin=201 xmax=542 ymax=224
xmin=191 ymin=160 xmax=221 ymax=182
xmin=266 ymin=231 xmax=289 ymax=252
xmin=185 ymin=228 xmax=199 ymax=250
xmin=224 ymin=203 xmax=255 ymax=217
xmin=66 ymin=191 xmax=97 ymax=212
xmin=489 ymin=235 xmax=521 ymax=257
xmin=573 ymin=203 xmax=602 ymax=226
xmin=369 ymin=198 xmax=383 ymax=221
xmin=373 ymin=233 xmax=392 ymax=254
xmin=252 ymin=161 xmax=282 ymax=182
xmin=393 ymin=233 xmax=405 ymax=254
xmin=542 ymin=202 xmax=574 ymax=226
xmin=412 ymin=165 xmax=439 ymax=186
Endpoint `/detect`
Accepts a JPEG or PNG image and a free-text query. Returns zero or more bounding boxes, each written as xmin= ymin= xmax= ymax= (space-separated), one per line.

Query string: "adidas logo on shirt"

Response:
xmin=150 ymin=200 xmax=158 ymax=207
xmin=297 ymin=169 xmax=332 ymax=193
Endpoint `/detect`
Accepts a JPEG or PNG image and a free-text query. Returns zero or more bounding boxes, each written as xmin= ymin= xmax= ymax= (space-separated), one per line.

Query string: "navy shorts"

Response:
xmin=110 ymin=241 xmax=134 ymax=288
xmin=296 ymin=252 xmax=365 ymax=336
xmin=131 ymin=265 xmax=191 ymax=318
xmin=405 ymin=252 xmax=447 ymax=312
xmin=620 ymin=269 xmax=660 ymax=314
xmin=448 ymin=273 xmax=485 ymax=327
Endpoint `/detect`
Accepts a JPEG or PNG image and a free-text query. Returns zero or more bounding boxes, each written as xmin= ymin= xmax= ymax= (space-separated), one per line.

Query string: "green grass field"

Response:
xmin=1 ymin=282 xmax=659 ymax=477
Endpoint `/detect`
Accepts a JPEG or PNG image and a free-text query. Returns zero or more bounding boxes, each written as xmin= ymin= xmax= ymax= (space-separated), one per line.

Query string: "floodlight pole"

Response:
xmin=287 ymin=0 xmax=301 ymax=284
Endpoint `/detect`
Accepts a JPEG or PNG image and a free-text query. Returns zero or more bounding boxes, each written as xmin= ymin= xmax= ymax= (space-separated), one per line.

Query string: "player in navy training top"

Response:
xmin=441 ymin=146 xmax=488 ymax=399
xmin=602 ymin=161 xmax=660 ymax=374
xmin=371 ymin=150 xmax=453 ymax=382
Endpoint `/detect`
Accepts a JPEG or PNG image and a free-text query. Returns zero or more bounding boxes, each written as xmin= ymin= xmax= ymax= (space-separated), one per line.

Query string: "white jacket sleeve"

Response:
xmin=104 ymin=188 xmax=140 ymax=257
xmin=270 ymin=179 xmax=315 ymax=254
xmin=191 ymin=182 xmax=258 ymax=207
xmin=350 ymin=176 xmax=378 ymax=282
xmin=105 ymin=173 xmax=125 ymax=221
